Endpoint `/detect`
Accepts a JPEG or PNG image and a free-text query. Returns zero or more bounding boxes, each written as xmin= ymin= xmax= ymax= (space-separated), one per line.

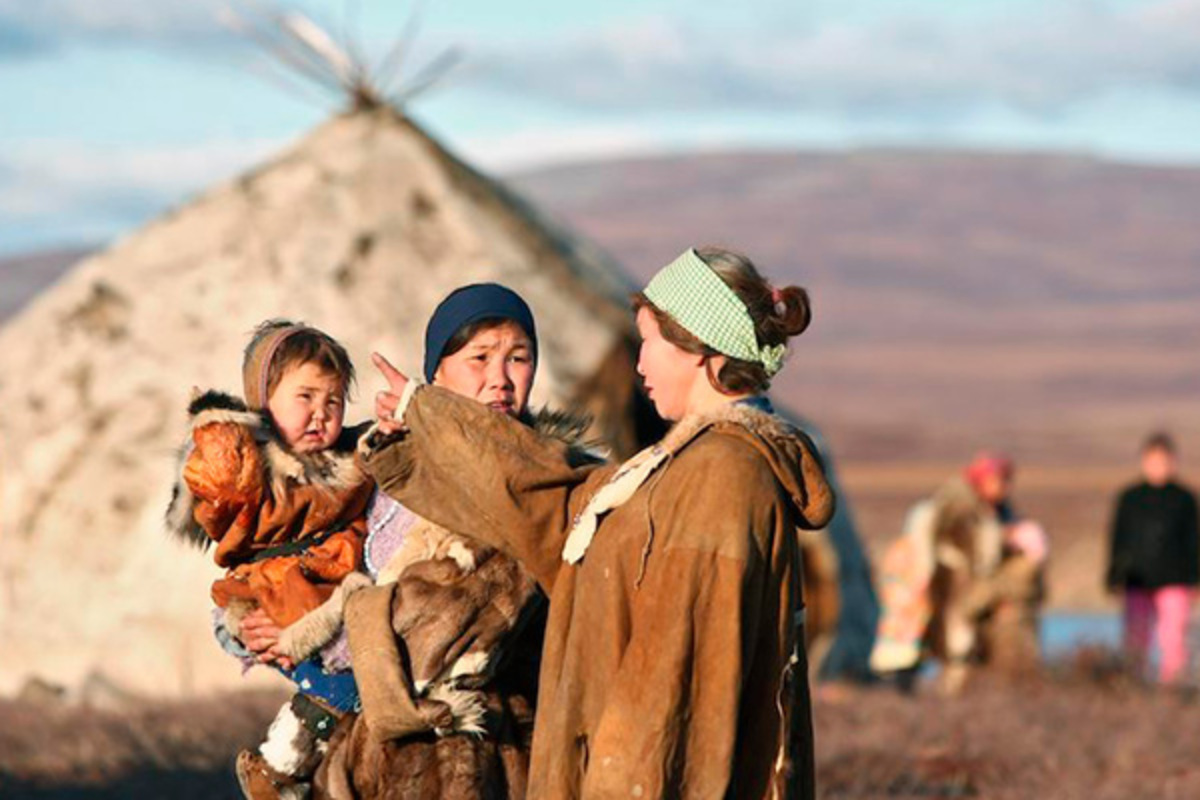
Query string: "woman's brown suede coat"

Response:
xmin=360 ymin=387 xmax=834 ymax=800
xmin=312 ymin=410 xmax=593 ymax=800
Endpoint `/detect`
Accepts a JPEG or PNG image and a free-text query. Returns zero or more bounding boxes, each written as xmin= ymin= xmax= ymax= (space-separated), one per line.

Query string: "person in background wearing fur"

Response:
xmin=166 ymin=320 xmax=375 ymax=798
xmin=365 ymin=248 xmax=834 ymax=799
xmin=871 ymin=453 xmax=1046 ymax=693
xmin=238 ymin=285 xmax=582 ymax=800
xmin=965 ymin=455 xmax=1049 ymax=679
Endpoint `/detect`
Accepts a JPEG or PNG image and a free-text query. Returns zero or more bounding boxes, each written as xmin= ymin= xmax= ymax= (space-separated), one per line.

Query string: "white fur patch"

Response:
xmin=164 ymin=439 xmax=200 ymax=542
xmin=264 ymin=438 xmax=364 ymax=496
xmin=946 ymin=623 xmax=975 ymax=661
xmin=260 ymin=702 xmax=317 ymax=775
xmin=276 ymin=572 xmax=372 ymax=661
xmin=376 ymin=521 xmax=478 ymax=586
xmin=448 ymin=650 xmax=491 ymax=681
xmin=444 ymin=540 xmax=476 ymax=572
xmin=396 ymin=379 xmax=423 ymax=423
xmin=222 ymin=600 xmax=256 ymax=640
xmin=427 ymin=684 xmax=486 ymax=737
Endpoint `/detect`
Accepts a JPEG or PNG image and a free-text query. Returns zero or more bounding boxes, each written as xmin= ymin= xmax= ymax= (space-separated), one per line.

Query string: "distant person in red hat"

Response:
xmin=963 ymin=454 xmax=1049 ymax=678
xmin=1107 ymin=433 xmax=1200 ymax=684
xmin=872 ymin=451 xmax=1048 ymax=692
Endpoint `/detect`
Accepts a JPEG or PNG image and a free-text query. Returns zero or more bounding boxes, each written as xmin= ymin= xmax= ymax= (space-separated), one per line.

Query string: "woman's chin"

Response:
xmin=651 ymin=399 xmax=680 ymax=423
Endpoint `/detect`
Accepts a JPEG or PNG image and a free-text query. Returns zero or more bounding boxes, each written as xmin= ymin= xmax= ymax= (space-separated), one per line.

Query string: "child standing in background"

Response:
xmin=1107 ymin=433 xmax=1200 ymax=684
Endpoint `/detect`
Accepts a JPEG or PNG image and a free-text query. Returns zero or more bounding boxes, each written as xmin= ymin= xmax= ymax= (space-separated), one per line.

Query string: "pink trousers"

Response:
xmin=1124 ymin=585 xmax=1194 ymax=684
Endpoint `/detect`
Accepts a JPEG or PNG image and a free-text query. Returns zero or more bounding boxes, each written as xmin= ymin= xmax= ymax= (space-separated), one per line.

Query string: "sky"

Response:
xmin=4 ymin=0 xmax=1200 ymax=255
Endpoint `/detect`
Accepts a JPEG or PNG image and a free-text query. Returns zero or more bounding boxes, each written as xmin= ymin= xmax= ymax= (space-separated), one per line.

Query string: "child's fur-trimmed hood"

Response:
xmin=164 ymin=389 xmax=368 ymax=550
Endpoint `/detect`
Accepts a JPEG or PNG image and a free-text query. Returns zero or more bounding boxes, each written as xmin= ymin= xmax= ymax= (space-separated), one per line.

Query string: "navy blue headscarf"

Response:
xmin=423 ymin=283 xmax=538 ymax=382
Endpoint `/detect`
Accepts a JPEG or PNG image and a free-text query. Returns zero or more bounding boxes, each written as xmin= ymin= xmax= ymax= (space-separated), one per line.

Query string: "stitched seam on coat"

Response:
xmin=635 ymin=458 xmax=673 ymax=588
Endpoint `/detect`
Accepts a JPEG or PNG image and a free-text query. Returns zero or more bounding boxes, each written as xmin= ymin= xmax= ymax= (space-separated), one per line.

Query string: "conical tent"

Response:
xmin=0 ymin=108 xmax=663 ymax=697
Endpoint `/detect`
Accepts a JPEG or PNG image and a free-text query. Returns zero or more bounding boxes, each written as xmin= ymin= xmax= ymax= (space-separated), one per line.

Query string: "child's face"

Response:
xmin=267 ymin=361 xmax=346 ymax=453
xmin=1141 ymin=446 xmax=1176 ymax=487
xmin=975 ymin=472 xmax=1011 ymax=505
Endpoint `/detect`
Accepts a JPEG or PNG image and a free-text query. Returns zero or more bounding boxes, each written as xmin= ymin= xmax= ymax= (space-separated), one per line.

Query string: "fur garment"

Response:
xmin=164 ymin=389 xmax=373 ymax=628
xmin=312 ymin=407 xmax=593 ymax=799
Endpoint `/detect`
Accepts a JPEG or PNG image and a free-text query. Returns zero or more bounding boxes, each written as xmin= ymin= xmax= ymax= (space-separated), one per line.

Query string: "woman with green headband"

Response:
xmin=362 ymin=246 xmax=834 ymax=800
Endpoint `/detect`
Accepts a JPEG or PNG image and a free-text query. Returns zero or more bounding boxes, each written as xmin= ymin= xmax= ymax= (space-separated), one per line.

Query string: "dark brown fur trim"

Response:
xmin=188 ymin=389 xmax=247 ymax=416
xmin=529 ymin=407 xmax=606 ymax=465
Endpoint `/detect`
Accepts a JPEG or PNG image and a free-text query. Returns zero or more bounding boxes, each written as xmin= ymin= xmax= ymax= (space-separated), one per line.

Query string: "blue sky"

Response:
xmin=4 ymin=0 xmax=1200 ymax=254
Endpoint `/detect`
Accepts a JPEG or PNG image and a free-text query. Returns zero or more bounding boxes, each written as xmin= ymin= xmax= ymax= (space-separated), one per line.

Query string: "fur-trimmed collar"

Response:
xmin=165 ymin=389 xmax=369 ymax=549
xmin=561 ymin=398 xmax=833 ymax=565
xmin=660 ymin=398 xmax=800 ymax=457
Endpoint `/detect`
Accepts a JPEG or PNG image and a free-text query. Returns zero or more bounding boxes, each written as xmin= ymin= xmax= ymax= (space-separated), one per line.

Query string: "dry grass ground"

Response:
xmin=0 ymin=690 xmax=284 ymax=799
xmin=816 ymin=658 xmax=1200 ymax=800
xmin=5 ymin=657 xmax=1199 ymax=799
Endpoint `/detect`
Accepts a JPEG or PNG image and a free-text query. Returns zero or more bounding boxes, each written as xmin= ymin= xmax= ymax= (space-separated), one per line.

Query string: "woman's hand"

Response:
xmin=372 ymin=352 xmax=410 ymax=435
xmin=239 ymin=609 xmax=294 ymax=670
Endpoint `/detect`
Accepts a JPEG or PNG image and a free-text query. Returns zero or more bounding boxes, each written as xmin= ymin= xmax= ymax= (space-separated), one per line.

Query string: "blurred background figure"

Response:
xmin=966 ymin=461 xmax=1049 ymax=680
xmin=803 ymin=424 xmax=880 ymax=690
xmin=1106 ymin=433 xmax=1200 ymax=685
xmin=871 ymin=452 xmax=1046 ymax=693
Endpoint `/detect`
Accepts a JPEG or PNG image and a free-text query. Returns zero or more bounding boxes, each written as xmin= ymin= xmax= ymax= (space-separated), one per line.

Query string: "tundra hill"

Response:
xmin=0 ymin=249 xmax=89 ymax=324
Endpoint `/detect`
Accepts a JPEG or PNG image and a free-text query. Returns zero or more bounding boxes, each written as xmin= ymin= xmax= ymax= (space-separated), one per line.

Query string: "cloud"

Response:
xmin=0 ymin=138 xmax=282 ymax=253
xmin=0 ymin=0 xmax=236 ymax=58
xmin=458 ymin=124 xmax=663 ymax=173
xmin=472 ymin=1 xmax=1200 ymax=118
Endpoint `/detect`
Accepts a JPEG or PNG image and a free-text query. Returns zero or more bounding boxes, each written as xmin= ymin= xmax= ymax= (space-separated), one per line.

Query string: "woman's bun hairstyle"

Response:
xmin=765 ymin=285 xmax=812 ymax=339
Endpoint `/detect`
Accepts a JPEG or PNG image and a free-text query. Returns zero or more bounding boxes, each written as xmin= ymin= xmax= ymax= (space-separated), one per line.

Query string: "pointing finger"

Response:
xmin=371 ymin=352 xmax=409 ymax=394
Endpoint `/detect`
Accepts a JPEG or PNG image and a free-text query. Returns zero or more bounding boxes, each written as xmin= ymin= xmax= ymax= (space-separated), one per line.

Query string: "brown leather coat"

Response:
xmin=361 ymin=387 xmax=834 ymax=800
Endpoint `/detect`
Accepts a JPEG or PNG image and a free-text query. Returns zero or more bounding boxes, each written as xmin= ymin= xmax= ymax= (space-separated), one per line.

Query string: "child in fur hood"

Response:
xmin=167 ymin=319 xmax=375 ymax=796
xmin=226 ymin=287 xmax=582 ymax=799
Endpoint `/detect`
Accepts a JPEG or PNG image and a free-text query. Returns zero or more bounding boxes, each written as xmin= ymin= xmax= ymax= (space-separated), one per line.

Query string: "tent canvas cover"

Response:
xmin=0 ymin=107 xmax=664 ymax=697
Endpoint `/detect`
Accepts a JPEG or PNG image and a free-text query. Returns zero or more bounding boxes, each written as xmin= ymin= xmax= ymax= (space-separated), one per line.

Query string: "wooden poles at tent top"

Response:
xmin=222 ymin=1 xmax=463 ymax=111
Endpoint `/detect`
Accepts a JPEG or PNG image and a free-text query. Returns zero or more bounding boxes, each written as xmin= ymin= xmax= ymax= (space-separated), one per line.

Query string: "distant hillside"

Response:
xmin=512 ymin=150 xmax=1200 ymax=467
xmin=513 ymin=150 xmax=1200 ymax=608
xmin=0 ymin=249 xmax=91 ymax=324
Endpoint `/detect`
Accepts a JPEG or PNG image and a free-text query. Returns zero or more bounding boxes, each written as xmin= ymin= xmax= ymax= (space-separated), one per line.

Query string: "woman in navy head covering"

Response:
xmin=420 ymin=282 xmax=538 ymax=417
xmin=240 ymin=284 xmax=569 ymax=799
xmin=325 ymin=283 xmax=552 ymax=797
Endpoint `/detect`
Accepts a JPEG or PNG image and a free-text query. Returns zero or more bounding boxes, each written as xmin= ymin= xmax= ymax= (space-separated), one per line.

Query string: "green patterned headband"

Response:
xmin=643 ymin=249 xmax=787 ymax=376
